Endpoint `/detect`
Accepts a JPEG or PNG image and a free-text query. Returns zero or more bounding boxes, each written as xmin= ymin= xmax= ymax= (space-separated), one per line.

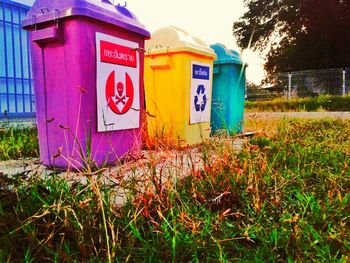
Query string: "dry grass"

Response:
xmin=244 ymin=113 xmax=284 ymax=136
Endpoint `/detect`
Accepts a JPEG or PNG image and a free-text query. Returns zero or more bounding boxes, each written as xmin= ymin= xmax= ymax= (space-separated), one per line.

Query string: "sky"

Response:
xmin=17 ymin=0 xmax=265 ymax=84
xmin=120 ymin=0 xmax=265 ymax=84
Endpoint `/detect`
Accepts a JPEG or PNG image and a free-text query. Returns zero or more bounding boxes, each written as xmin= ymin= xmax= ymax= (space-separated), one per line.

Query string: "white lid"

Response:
xmin=146 ymin=26 xmax=215 ymax=57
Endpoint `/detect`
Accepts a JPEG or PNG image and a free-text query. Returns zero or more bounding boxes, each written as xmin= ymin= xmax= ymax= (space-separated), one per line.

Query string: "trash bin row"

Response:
xmin=22 ymin=0 xmax=246 ymax=169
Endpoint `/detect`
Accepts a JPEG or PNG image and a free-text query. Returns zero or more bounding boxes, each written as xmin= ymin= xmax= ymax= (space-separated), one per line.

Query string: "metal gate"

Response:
xmin=0 ymin=0 xmax=34 ymax=119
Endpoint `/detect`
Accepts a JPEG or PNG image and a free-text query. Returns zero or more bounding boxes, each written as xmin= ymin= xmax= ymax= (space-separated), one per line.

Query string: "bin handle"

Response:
xmin=31 ymin=9 xmax=62 ymax=44
xmin=32 ymin=25 xmax=62 ymax=44
xmin=149 ymin=56 xmax=171 ymax=69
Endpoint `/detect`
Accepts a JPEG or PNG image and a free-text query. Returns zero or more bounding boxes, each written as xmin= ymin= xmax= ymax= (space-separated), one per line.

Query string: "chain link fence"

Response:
xmin=247 ymin=67 xmax=350 ymax=101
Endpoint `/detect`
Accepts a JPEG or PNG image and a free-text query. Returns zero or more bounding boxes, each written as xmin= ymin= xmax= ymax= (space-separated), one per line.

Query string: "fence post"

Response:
xmin=288 ymin=72 xmax=292 ymax=100
xmin=343 ymin=68 xmax=346 ymax=96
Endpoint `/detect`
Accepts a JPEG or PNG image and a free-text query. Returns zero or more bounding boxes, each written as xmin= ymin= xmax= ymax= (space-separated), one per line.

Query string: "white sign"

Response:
xmin=190 ymin=61 xmax=212 ymax=124
xmin=96 ymin=32 xmax=140 ymax=132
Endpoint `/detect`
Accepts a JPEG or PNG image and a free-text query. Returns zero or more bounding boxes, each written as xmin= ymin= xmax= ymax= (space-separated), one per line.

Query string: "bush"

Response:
xmin=245 ymin=95 xmax=350 ymax=112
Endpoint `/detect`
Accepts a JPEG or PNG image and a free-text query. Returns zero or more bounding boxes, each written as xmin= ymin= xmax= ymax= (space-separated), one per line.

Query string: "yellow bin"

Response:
xmin=144 ymin=26 xmax=216 ymax=145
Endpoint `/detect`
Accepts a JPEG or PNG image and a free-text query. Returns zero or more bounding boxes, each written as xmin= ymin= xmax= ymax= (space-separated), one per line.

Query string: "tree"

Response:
xmin=233 ymin=0 xmax=350 ymax=75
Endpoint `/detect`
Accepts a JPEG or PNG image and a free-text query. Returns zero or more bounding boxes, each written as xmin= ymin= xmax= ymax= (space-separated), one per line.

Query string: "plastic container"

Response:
xmin=23 ymin=0 xmax=150 ymax=169
xmin=210 ymin=43 xmax=246 ymax=133
xmin=144 ymin=26 xmax=216 ymax=145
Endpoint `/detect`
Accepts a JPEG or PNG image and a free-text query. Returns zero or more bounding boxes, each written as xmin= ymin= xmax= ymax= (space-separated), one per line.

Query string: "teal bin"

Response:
xmin=210 ymin=43 xmax=246 ymax=134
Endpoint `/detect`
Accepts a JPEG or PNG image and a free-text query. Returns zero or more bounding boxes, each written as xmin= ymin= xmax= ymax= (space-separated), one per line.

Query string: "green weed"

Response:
xmin=0 ymin=126 xmax=39 ymax=160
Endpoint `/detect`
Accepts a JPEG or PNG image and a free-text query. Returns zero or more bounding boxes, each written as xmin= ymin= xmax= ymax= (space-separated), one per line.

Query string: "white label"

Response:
xmin=96 ymin=32 xmax=140 ymax=132
xmin=190 ymin=61 xmax=212 ymax=124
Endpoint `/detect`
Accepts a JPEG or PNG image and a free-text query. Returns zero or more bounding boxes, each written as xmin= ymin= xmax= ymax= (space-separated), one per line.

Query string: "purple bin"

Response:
xmin=23 ymin=0 xmax=150 ymax=169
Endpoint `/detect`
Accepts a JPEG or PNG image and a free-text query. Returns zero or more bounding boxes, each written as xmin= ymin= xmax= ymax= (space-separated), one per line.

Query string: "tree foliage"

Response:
xmin=233 ymin=0 xmax=350 ymax=74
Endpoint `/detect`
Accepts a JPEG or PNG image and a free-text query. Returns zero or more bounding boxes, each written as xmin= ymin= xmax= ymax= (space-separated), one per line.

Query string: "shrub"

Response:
xmin=245 ymin=95 xmax=350 ymax=112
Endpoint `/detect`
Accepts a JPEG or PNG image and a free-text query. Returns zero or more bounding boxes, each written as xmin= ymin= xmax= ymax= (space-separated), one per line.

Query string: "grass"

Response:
xmin=0 ymin=118 xmax=349 ymax=262
xmin=0 ymin=124 xmax=39 ymax=160
xmin=245 ymin=95 xmax=350 ymax=112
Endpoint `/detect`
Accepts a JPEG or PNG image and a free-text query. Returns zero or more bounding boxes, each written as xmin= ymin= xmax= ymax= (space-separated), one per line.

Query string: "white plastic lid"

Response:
xmin=146 ymin=26 xmax=215 ymax=58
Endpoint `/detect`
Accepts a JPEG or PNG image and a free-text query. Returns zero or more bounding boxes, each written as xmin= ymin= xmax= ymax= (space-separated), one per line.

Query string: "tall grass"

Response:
xmin=0 ymin=119 xmax=349 ymax=261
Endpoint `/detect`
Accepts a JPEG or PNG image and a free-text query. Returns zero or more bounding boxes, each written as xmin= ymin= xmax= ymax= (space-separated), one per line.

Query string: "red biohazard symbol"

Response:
xmin=105 ymin=71 xmax=134 ymax=115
